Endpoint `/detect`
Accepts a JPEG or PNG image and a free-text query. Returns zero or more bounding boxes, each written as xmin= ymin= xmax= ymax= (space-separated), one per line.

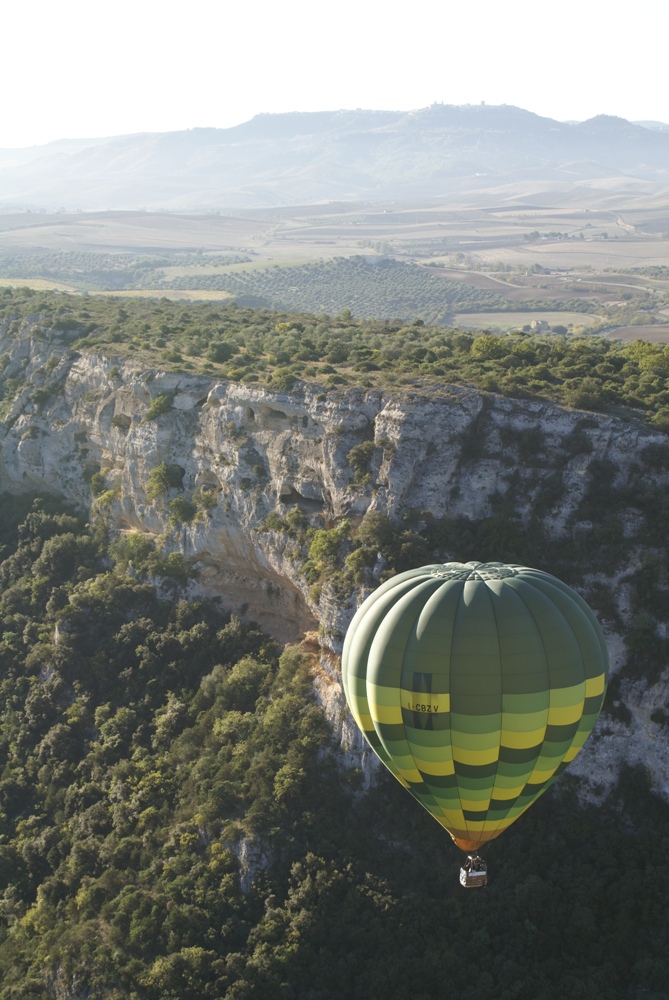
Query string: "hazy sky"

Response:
xmin=2 ymin=0 xmax=667 ymax=148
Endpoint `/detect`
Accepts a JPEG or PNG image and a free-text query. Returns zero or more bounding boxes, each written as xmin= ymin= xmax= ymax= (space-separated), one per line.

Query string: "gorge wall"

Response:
xmin=1 ymin=319 xmax=668 ymax=803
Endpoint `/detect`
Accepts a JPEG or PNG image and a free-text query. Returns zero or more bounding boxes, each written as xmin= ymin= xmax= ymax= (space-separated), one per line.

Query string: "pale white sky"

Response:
xmin=2 ymin=0 xmax=667 ymax=148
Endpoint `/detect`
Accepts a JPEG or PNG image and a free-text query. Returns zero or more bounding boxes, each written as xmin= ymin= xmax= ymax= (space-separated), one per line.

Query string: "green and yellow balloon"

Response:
xmin=342 ymin=562 xmax=608 ymax=853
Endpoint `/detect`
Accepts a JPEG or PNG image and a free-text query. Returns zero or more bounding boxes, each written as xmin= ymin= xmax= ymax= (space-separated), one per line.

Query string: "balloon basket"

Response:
xmin=459 ymin=854 xmax=488 ymax=888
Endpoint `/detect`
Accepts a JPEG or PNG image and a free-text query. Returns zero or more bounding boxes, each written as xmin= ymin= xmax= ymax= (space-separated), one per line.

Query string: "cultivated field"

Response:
xmin=0 ymin=277 xmax=76 ymax=292
xmin=452 ymin=311 xmax=603 ymax=332
xmin=1 ymin=193 xmax=669 ymax=339
xmin=91 ymin=289 xmax=235 ymax=302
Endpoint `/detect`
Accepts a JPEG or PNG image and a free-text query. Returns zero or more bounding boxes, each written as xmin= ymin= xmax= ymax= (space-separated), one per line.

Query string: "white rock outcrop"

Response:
xmin=1 ymin=323 xmax=668 ymax=803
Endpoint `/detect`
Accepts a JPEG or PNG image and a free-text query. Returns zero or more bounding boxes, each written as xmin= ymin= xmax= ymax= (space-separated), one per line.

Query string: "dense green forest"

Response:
xmin=0 ymin=495 xmax=667 ymax=999
xmin=1 ymin=286 xmax=669 ymax=428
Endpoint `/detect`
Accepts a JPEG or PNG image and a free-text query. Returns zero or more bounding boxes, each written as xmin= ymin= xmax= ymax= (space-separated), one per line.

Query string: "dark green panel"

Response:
xmin=487 ymin=799 xmax=514 ymax=815
xmin=455 ymin=760 xmax=499 ymax=779
xmin=463 ymin=808 xmax=489 ymax=822
xmin=342 ymin=571 xmax=434 ymax=697
xmin=402 ymin=709 xmax=452 ymax=731
xmin=412 ymin=672 xmax=433 ymax=694
xmin=498 ymin=744 xmax=543 ymax=764
xmin=454 ymin=773 xmax=500 ymax=792
xmin=506 ymin=577 xmax=585 ymax=690
xmin=584 ymin=693 xmax=605 ymax=715
xmin=419 ymin=772 xmax=459 ymax=789
xmin=406 ymin=728 xmax=455 ymax=748
xmin=450 ymin=712 xmax=502 ymax=735
xmin=448 ymin=692 xmax=501 ymax=715
xmin=487 ymin=579 xmax=550 ymax=698
xmin=493 ymin=760 xmax=535 ymax=779
xmin=578 ymin=710 xmax=603 ymax=728
xmin=520 ymin=780 xmax=552 ymax=797
xmin=521 ymin=575 xmax=607 ymax=682
xmin=536 ymin=739 xmax=574 ymax=759
xmin=401 ymin=578 xmax=464 ymax=694
xmin=543 ymin=722 xmax=581 ymax=743
xmin=522 ymin=570 xmax=609 ymax=674
xmin=366 ymin=578 xmax=442 ymax=691
xmin=495 ymin=671 xmax=549 ymax=695
xmin=377 ymin=722 xmax=408 ymax=743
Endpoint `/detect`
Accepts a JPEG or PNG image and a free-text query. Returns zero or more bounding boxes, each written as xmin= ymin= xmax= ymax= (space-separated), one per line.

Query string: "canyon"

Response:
xmin=1 ymin=315 xmax=668 ymax=804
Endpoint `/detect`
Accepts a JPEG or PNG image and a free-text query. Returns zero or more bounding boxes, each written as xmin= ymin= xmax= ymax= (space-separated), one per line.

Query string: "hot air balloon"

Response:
xmin=341 ymin=561 xmax=608 ymax=886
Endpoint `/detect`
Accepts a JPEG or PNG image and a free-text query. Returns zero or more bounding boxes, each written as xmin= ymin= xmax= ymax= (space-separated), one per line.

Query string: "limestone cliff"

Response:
xmin=1 ymin=319 xmax=668 ymax=803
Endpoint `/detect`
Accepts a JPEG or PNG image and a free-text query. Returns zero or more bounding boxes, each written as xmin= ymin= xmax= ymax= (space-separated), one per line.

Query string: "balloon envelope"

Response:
xmin=342 ymin=562 xmax=608 ymax=851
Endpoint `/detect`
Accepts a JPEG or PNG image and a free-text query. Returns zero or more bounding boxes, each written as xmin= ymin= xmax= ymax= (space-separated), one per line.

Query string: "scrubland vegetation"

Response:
xmin=2 ymin=287 xmax=669 ymax=429
xmin=0 ymin=497 xmax=666 ymax=998
xmin=0 ymin=285 xmax=668 ymax=996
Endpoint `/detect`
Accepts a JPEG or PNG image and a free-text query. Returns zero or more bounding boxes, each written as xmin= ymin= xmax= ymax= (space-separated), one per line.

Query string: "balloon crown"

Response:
xmin=430 ymin=561 xmax=520 ymax=581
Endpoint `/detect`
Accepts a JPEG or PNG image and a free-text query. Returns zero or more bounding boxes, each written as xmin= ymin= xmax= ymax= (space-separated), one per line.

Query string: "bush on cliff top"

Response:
xmin=1 ymin=286 xmax=669 ymax=427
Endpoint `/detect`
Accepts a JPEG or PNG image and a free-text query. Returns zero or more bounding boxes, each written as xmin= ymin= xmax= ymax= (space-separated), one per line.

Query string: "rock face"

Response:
xmin=233 ymin=835 xmax=274 ymax=895
xmin=1 ymin=321 xmax=668 ymax=804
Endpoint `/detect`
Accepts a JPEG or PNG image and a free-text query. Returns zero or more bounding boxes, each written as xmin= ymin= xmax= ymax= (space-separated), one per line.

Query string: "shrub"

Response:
xmin=650 ymin=408 xmax=669 ymax=432
xmin=145 ymin=393 xmax=173 ymax=421
xmin=639 ymin=442 xmax=669 ymax=469
xmin=345 ymin=546 xmax=376 ymax=583
xmin=192 ymin=486 xmax=219 ymax=511
xmin=261 ymin=511 xmax=286 ymax=532
xmin=207 ymin=342 xmax=235 ymax=363
xmin=563 ymin=377 xmax=607 ymax=411
xmin=109 ymin=530 xmax=157 ymax=573
xmin=356 ymin=511 xmax=395 ymax=550
xmin=269 ymin=370 xmax=296 ymax=392
xmin=563 ymin=429 xmax=594 ymax=457
xmin=285 ymin=507 xmax=307 ymax=534
xmin=146 ymin=463 xmax=185 ymax=499
xmin=155 ymin=551 xmax=193 ymax=583
xmin=168 ymin=497 xmax=197 ymax=526
xmin=94 ymin=488 xmax=119 ymax=508
xmin=30 ymin=387 xmax=52 ymax=406
xmin=90 ymin=472 xmax=107 ymax=497
xmin=111 ymin=413 xmax=131 ymax=432
xmin=347 ymin=441 xmax=376 ymax=483
xmin=307 ymin=523 xmax=351 ymax=578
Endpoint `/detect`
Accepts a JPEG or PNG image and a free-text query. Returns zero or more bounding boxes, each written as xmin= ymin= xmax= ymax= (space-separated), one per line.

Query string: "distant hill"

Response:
xmin=1 ymin=104 xmax=669 ymax=212
xmin=634 ymin=119 xmax=669 ymax=131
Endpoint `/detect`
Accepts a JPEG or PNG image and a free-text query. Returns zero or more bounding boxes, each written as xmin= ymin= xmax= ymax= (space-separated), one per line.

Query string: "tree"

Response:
xmin=146 ymin=463 xmax=185 ymax=499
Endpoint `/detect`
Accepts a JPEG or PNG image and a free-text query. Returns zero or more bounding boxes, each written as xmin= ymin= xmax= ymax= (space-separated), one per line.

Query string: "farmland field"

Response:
xmin=0 ymin=277 xmax=76 ymax=292
xmin=600 ymin=324 xmax=669 ymax=343
xmin=0 ymin=196 xmax=668 ymax=335
xmin=90 ymin=288 xmax=235 ymax=302
xmin=452 ymin=311 xmax=603 ymax=331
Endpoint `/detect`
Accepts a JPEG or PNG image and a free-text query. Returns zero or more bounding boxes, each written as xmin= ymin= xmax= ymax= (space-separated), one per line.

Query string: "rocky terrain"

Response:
xmin=1 ymin=316 xmax=668 ymax=804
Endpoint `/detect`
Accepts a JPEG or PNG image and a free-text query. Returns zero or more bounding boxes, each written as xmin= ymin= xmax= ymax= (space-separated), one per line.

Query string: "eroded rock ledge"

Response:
xmin=1 ymin=323 xmax=668 ymax=803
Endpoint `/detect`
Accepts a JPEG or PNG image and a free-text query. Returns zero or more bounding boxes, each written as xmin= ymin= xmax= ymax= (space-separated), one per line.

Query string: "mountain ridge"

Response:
xmin=1 ymin=104 xmax=668 ymax=212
